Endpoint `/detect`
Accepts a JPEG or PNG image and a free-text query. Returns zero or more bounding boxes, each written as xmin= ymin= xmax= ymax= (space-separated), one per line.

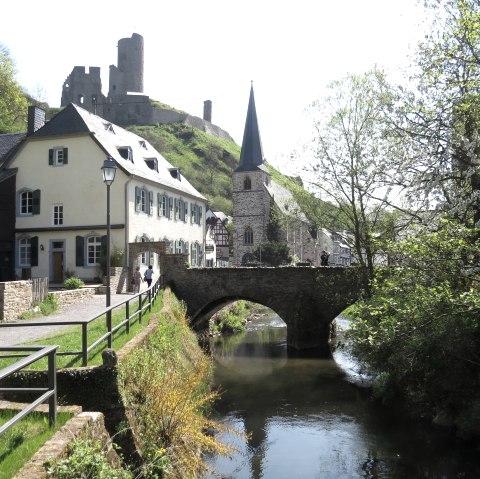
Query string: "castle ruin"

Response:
xmin=61 ymin=33 xmax=233 ymax=141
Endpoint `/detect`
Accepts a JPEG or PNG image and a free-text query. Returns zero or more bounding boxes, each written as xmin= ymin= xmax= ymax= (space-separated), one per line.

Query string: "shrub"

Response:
xmin=39 ymin=294 xmax=58 ymax=315
xmin=118 ymin=290 xmax=241 ymax=478
xmin=46 ymin=438 xmax=132 ymax=479
xmin=63 ymin=277 xmax=85 ymax=290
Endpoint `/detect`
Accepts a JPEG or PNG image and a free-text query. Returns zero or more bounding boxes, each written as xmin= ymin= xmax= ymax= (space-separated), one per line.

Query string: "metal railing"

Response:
xmin=0 ymin=276 xmax=162 ymax=367
xmin=0 ymin=345 xmax=57 ymax=436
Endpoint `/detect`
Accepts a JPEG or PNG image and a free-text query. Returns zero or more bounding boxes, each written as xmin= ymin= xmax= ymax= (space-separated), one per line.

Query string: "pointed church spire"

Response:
xmin=235 ymin=82 xmax=264 ymax=172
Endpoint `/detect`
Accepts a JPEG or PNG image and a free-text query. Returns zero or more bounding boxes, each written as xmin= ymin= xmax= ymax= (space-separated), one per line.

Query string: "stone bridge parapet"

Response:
xmin=162 ymin=255 xmax=363 ymax=350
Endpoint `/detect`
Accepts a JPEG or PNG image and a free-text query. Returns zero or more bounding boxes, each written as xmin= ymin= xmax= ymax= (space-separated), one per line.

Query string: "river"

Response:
xmin=205 ymin=310 xmax=480 ymax=479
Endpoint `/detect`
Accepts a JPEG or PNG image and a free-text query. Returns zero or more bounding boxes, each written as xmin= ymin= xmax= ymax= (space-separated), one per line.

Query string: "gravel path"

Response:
xmin=0 ymin=293 xmax=135 ymax=347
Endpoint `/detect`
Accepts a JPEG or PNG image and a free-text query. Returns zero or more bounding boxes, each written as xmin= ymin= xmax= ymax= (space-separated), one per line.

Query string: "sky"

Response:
xmin=2 ymin=0 xmax=429 ymax=176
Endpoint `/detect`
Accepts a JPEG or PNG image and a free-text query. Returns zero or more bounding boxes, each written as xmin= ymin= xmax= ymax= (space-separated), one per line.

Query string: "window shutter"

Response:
xmin=157 ymin=193 xmax=161 ymax=216
xmin=169 ymin=197 xmax=173 ymax=219
xmin=101 ymin=235 xmax=107 ymax=260
xmin=174 ymin=198 xmax=178 ymax=220
xmin=48 ymin=149 xmax=53 ymax=165
xmin=149 ymin=190 xmax=154 ymax=215
xmin=31 ymin=236 xmax=39 ymax=266
xmin=63 ymin=148 xmax=68 ymax=164
xmin=135 ymin=186 xmax=141 ymax=212
xmin=32 ymin=189 xmax=41 ymax=215
xmin=76 ymin=236 xmax=85 ymax=267
xmin=199 ymin=206 xmax=203 ymax=224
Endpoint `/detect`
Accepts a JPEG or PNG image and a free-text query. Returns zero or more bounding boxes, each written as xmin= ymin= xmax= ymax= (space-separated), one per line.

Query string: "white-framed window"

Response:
xmin=118 ymin=146 xmax=133 ymax=162
xmin=53 ymin=205 xmax=63 ymax=226
xmin=177 ymin=240 xmax=184 ymax=254
xmin=20 ymin=190 xmax=33 ymax=215
xmin=87 ymin=235 xmax=102 ymax=266
xmin=18 ymin=238 xmax=31 ymax=267
xmin=139 ymin=235 xmax=152 ymax=265
xmin=141 ymin=189 xmax=146 ymax=212
xmin=49 ymin=147 xmax=68 ymax=166
xmin=145 ymin=158 xmax=158 ymax=171
xmin=244 ymin=227 xmax=254 ymax=245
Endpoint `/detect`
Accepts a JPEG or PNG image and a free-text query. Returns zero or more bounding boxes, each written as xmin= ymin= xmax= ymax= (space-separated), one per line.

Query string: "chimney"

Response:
xmin=27 ymin=106 xmax=46 ymax=135
xmin=203 ymin=100 xmax=212 ymax=123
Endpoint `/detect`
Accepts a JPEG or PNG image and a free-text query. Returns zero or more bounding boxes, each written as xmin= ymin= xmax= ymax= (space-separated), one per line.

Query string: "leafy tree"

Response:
xmin=0 ymin=44 xmax=28 ymax=133
xmin=392 ymin=0 xmax=480 ymax=226
xmin=305 ymin=69 xmax=405 ymax=295
xmin=348 ymin=218 xmax=480 ymax=437
xmin=253 ymin=241 xmax=291 ymax=266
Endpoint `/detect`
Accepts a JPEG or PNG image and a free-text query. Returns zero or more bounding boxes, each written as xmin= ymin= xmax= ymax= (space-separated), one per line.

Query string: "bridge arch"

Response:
xmin=162 ymin=255 xmax=363 ymax=350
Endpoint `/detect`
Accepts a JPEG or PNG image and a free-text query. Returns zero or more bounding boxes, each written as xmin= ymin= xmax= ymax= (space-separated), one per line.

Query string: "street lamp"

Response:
xmin=101 ymin=157 xmax=117 ymax=347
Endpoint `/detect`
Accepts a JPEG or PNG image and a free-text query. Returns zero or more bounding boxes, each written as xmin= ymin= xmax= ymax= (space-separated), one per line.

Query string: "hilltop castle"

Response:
xmin=60 ymin=33 xmax=233 ymax=141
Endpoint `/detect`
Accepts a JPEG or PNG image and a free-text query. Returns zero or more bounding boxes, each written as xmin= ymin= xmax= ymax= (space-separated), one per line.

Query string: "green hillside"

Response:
xmin=128 ymin=123 xmax=240 ymax=214
xmin=128 ymin=122 xmax=331 ymax=227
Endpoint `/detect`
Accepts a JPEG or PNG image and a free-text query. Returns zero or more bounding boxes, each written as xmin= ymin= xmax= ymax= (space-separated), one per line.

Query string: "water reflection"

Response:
xmin=206 ymin=311 xmax=480 ymax=479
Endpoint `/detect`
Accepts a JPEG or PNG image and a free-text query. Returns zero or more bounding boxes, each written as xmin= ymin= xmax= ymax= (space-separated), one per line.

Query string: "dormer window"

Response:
xmin=118 ymin=146 xmax=133 ymax=162
xmin=104 ymin=123 xmax=115 ymax=133
xmin=169 ymin=168 xmax=181 ymax=181
xmin=145 ymin=158 xmax=158 ymax=172
xmin=139 ymin=140 xmax=147 ymax=149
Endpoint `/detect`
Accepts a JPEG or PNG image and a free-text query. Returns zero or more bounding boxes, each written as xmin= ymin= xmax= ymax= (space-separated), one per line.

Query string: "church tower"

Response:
xmin=232 ymin=84 xmax=272 ymax=265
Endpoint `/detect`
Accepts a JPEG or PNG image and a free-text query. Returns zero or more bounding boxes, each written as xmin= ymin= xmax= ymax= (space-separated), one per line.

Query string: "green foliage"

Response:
xmin=46 ymin=438 xmax=132 ymax=479
xmin=254 ymin=241 xmax=292 ymax=266
xmin=348 ymin=219 xmax=480 ymax=435
xmin=63 ymin=277 xmax=85 ymax=290
xmin=128 ymin=124 xmax=240 ymax=214
xmin=20 ymin=294 xmax=59 ymax=320
xmin=39 ymin=294 xmax=58 ymax=315
xmin=0 ymin=44 xmax=28 ymax=133
xmin=118 ymin=290 xmax=240 ymax=478
xmin=211 ymin=301 xmax=248 ymax=334
xmin=110 ymin=248 xmax=125 ymax=267
xmin=0 ymin=411 xmax=71 ymax=479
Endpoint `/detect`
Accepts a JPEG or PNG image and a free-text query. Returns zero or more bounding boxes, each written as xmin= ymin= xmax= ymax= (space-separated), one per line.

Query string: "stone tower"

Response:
xmin=61 ymin=66 xmax=106 ymax=116
xmin=109 ymin=33 xmax=144 ymax=95
xmin=232 ymin=84 xmax=272 ymax=265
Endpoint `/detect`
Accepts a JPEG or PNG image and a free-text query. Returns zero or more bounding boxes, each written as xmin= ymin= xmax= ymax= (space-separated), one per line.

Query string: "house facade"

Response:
xmin=1 ymin=104 xmax=207 ymax=284
xmin=232 ymin=86 xmax=333 ymax=266
xmin=205 ymin=208 xmax=231 ymax=267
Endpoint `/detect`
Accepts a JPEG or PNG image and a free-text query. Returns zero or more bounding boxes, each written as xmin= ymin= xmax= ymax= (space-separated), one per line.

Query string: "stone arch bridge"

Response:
xmin=161 ymin=255 xmax=364 ymax=350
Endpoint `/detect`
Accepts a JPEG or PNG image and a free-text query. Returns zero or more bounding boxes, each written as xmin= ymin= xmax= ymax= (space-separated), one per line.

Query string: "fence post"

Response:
xmin=47 ymin=349 xmax=57 ymax=426
xmin=138 ymin=293 xmax=142 ymax=324
xmin=126 ymin=300 xmax=130 ymax=334
xmin=82 ymin=323 xmax=88 ymax=366
xmin=148 ymin=288 xmax=152 ymax=312
xmin=107 ymin=310 xmax=112 ymax=348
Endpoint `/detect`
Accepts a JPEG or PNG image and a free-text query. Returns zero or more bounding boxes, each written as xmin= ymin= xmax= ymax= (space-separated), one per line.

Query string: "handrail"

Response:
xmin=0 ymin=345 xmax=57 ymax=436
xmin=0 ymin=276 xmax=162 ymax=367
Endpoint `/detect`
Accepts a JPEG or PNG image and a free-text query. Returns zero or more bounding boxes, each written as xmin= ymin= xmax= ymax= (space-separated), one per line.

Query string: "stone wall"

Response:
xmin=50 ymin=288 xmax=96 ymax=310
xmin=0 ymin=281 xmax=32 ymax=322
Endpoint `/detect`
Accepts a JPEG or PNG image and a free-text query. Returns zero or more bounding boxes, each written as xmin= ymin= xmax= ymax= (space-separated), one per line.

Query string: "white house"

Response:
xmin=3 ymin=104 xmax=207 ymax=284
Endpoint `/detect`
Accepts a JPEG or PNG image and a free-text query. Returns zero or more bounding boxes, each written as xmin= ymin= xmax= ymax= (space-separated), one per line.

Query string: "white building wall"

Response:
xmin=12 ymin=135 xmax=206 ymax=281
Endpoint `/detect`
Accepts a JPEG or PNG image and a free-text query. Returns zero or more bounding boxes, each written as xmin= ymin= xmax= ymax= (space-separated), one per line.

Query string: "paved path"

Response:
xmin=0 ymin=293 xmax=135 ymax=347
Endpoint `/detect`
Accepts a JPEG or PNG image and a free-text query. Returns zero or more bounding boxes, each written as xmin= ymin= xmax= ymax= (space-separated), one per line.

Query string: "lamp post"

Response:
xmin=101 ymin=158 xmax=117 ymax=347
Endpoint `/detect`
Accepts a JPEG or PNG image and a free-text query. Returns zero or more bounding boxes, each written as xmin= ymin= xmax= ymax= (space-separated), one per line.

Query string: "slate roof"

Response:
xmin=265 ymin=180 xmax=309 ymax=223
xmin=235 ymin=84 xmax=264 ymax=172
xmin=29 ymin=103 xmax=205 ymax=200
xmin=0 ymin=133 xmax=25 ymax=167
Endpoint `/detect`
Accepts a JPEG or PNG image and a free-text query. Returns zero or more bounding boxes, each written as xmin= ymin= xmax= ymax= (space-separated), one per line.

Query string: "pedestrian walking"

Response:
xmin=132 ymin=266 xmax=143 ymax=293
xmin=144 ymin=264 xmax=154 ymax=287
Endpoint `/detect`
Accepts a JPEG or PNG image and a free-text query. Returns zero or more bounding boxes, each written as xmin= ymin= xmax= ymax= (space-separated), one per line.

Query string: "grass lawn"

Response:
xmin=0 ymin=410 xmax=72 ymax=479
xmin=0 ymin=292 xmax=163 ymax=370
